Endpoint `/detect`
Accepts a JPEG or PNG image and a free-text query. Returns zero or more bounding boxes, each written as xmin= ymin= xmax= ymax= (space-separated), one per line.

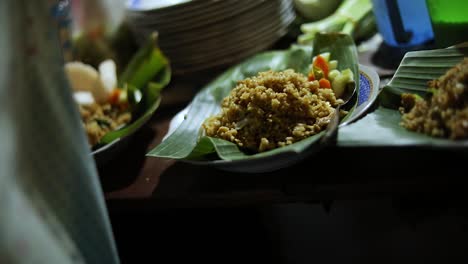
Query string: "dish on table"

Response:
xmin=162 ymin=64 xmax=379 ymax=172
xmin=399 ymin=58 xmax=468 ymax=139
xmin=338 ymin=42 xmax=468 ymax=148
xmin=67 ymin=32 xmax=171 ymax=164
xmin=148 ymin=33 xmax=380 ymax=173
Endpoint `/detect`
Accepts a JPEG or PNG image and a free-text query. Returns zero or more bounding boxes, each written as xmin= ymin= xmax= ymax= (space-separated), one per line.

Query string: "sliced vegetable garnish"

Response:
xmin=319 ymin=78 xmax=331 ymax=88
xmin=313 ymin=54 xmax=329 ymax=78
xmin=310 ymin=32 xmax=358 ymax=99
xmin=118 ymin=32 xmax=168 ymax=90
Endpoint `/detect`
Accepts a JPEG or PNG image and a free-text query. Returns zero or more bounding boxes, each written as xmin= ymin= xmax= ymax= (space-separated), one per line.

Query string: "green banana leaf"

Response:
xmin=93 ymin=33 xmax=171 ymax=147
xmin=338 ymin=44 xmax=468 ymax=147
xmin=147 ymin=33 xmax=359 ymax=163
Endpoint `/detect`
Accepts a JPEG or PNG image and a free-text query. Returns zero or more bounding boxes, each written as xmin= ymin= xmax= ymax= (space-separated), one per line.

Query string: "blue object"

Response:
xmin=358 ymin=72 xmax=371 ymax=106
xmin=372 ymin=0 xmax=434 ymax=47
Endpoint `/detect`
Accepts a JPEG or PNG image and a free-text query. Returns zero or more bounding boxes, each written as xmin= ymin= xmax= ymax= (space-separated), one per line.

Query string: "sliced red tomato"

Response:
xmin=108 ymin=89 xmax=121 ymax=105
xmin=308 ymin=71 xmax=315 ymax=81
xmin=313 ymin=55 xmax=329 ymax=78
xmin=319 ymin=78 xmax=331 ymax=89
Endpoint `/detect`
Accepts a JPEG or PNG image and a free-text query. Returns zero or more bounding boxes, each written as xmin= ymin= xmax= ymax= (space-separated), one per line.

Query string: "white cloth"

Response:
xmin=0 ymin=1 xmax=120 ymax=263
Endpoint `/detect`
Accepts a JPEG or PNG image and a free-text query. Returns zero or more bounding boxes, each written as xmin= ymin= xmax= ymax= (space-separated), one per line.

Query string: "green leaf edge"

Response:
xmin=95 ymin=32 xmax=171 ymax=146
xmin=147 ymin=33 xmax=360 ymax=161
xmin=338 ymin=44 xmax=468 ymax=147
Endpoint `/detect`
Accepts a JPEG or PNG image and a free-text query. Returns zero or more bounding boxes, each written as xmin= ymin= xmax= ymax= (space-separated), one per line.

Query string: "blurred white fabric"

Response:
xmin=0 ymin=1 xmax=119 ymax=263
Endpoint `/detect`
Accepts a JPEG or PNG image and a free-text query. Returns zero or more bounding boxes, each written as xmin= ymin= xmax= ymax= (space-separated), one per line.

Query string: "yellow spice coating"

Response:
xmin=202 ymin=69 xmax=344 ymax=153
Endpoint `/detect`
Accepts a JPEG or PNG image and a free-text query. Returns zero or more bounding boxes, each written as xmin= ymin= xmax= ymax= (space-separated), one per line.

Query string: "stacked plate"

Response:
xmin=126 ymin=0 xmax=296 ymax=75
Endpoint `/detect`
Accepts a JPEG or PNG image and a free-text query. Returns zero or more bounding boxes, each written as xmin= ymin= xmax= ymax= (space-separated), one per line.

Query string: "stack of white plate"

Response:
xmin=126 ymin=0 xmax=296 ymax=75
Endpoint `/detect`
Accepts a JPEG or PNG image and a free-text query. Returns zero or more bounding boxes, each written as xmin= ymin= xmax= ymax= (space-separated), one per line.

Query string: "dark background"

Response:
xmin=110 ymin=194 xmax=468 ymax=263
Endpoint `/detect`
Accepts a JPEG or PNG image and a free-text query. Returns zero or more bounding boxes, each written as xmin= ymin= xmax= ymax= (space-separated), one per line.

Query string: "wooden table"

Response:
xmin=99 ymin=34 xmax=466 ymax=212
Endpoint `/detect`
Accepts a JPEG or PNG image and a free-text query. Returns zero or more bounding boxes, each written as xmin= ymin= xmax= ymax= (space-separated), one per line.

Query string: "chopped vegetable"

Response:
xmin=308 ymin=52 xmax=354 ymax=97
xmin=313 ymin=54 xmax=329 ymax=78
xmin=297 ymin=0 xmax=376 ymax=44
xmin=118 ymin=32 xmax=168 ymax=90
xmin=319 ymin=78 xmax=331 ymax=88
xmin=95 ymin=118 xmax=111 ymax=128
xmin=328 ymin=60 xmax=338 ymax=70
xmin=108 ymin=89 xmax=121 ymax=105
xmin=331 ymin=68 xmax=354 ymax=98
xmin=328 ymin=69 xmax=340 ymax=80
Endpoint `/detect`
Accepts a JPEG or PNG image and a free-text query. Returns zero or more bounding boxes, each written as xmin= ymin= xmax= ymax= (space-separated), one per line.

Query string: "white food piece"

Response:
xmin=73 ymin=91 xmax=95 ymax=105
xmin=134 ymin=89 xmax=142 ymax=103
xmin=64 ymin=61 xmax=109 ymax=104
xmin=98 ymin=59 xmax=118 ymax=94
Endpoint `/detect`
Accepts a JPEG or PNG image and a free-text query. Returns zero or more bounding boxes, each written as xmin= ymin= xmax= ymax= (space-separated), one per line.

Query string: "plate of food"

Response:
xmin=147 ymin=33 xmax=380 ymax=173
xmin=338 ymin=42 xmax=468 ymax=148
xmin=67 ymin=32 xmax=171 ymax=165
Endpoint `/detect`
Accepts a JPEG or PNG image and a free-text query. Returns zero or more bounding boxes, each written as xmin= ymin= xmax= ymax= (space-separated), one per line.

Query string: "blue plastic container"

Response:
xmin=372 ymin=0 xmax=434 ymax=47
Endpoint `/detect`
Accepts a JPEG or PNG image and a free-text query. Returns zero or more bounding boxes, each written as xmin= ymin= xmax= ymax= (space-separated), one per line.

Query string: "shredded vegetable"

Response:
xmin=297 ymin=0 xmax=376 ymax=44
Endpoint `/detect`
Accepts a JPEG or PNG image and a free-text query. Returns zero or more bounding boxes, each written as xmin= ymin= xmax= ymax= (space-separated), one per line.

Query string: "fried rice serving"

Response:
xmin=202 ymin=69 xmax=345 ymax=153
xmin=79 ymin=103 xmax=131 ymax=146
xmin=400 ymin=58 xmax=468 ymax=139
